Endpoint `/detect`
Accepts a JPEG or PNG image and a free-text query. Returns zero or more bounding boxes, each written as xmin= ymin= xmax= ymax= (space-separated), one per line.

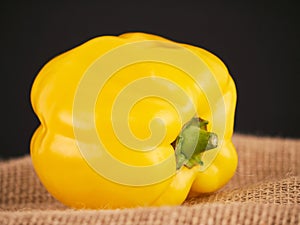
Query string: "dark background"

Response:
xmin=1 ymin=1 xmax=299 ymax=158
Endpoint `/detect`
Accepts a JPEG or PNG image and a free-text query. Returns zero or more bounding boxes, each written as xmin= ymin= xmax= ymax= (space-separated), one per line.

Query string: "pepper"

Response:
xmin=30 ymin=32 xmax=237 ymax=209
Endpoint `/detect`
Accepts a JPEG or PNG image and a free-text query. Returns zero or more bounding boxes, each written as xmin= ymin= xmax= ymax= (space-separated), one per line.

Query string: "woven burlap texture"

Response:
xmin=0 ymin=134 xmax=299 ymax=225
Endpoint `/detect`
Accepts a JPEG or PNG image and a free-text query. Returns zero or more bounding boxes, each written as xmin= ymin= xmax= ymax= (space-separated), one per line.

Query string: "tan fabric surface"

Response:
xmin=0 ymin=134 xmax=299 ymax=224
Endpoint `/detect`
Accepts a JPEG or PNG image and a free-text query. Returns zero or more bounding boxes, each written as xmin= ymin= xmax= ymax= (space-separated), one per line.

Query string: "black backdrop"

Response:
xmin=1 ymin=1 xmax=299 ymax=158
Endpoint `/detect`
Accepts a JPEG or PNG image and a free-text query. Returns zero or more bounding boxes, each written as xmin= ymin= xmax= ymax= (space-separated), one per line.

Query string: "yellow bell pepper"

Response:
xmin=30 ymin=32 xmax=237 ymax=209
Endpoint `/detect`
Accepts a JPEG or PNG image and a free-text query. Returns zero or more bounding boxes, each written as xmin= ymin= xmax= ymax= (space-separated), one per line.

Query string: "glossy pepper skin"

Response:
xmin=30 ymin=32 xmax=237 ymax=209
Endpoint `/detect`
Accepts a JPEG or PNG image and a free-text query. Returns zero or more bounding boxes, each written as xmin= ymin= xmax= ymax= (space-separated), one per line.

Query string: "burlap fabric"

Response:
xmin=0 ymin=134 xmax=299 ymax=224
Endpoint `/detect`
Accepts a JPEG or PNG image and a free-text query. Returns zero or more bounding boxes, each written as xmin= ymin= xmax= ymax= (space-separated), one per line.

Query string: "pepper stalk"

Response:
xmin=174 ymin=117 xmax=218 ymax=170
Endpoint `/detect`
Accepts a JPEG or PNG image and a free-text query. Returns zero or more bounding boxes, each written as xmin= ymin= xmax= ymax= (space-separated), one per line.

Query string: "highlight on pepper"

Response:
xmin=30 ymin=32 xmax=238 ymax=209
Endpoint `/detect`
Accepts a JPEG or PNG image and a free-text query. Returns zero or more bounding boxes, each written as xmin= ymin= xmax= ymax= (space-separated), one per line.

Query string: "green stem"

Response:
xmin=174 ymin=117 xmax=218 ymax=169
